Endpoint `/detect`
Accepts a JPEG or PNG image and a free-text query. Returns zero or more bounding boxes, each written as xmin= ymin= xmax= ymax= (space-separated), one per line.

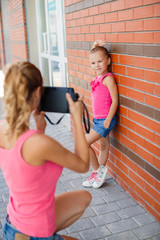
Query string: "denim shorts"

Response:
xmin=3 ymin=217 xmax=64 ymax=240
xmin=92 ymin=115 xmax=116 ymax=138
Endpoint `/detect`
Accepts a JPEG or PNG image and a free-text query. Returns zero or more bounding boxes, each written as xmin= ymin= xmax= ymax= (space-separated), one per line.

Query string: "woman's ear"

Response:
xmin=34 ymin=86 xmax=41 ymax=99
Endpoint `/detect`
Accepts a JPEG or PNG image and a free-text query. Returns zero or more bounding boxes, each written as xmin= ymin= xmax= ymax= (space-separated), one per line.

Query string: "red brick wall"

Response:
xmin=0 ymin=11 xmax=5 ymax=68
xmin=64 ymin=0 xmax=160 ymax=222
xmin=8 ymin=0 xmax=28 ymax=62
xmin=0 ymin=0 xmax=28 ymax=68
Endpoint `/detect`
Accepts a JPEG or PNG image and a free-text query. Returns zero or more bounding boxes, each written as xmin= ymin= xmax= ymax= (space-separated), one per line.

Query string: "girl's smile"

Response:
xmin=89 ymin=50 xmax=111 ymax=76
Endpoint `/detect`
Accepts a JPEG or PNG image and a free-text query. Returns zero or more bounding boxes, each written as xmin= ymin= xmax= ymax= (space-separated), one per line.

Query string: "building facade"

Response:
xmin=0 ymin=0 xmax=160 ymax=222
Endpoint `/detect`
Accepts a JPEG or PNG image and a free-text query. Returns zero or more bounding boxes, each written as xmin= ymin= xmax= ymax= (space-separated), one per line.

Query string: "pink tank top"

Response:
xmin=0 ymin=129 xmax=63 ymax=237
xmin=90 ymin=73 xmax=115 ymax=119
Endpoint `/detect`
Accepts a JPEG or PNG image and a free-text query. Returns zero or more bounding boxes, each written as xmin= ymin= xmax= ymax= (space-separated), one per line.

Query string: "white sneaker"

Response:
xmin=82 ymin=171 xmax=97 ymax=187
xmin=93 ymin=166 xmax=108 ymax=189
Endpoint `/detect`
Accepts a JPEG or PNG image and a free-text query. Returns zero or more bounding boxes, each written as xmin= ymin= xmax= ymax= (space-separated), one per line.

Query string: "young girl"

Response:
xmin=0 ymin=62 xmax=91 ymax=240
xmin=82 ymin=40 xmax=118 ymax=189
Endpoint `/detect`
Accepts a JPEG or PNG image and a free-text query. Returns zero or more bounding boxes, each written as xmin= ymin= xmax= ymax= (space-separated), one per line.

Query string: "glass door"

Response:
xmin=36 ymin=0 xmax=67 ymax=87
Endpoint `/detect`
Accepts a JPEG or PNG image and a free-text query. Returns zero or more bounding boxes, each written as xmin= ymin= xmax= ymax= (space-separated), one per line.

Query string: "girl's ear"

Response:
xmin=107 ymin=57 xmax=111 ymax=65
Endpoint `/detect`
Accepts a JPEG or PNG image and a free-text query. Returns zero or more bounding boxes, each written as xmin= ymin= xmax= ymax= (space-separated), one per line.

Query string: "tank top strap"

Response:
xmin=101 ymin=72 xmax=115 ymax=81
xmin=15 ymin=129 xmax=41 ymax=150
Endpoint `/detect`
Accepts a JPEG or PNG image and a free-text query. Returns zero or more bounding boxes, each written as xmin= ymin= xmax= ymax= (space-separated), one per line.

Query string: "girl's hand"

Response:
xmin=103 ymin=119 xmax=110 ymax=129
xmin=32 ymin=109 xmax=47 ymax=133
xmin=66 ymin=93 xmax=83 ymax=121
xmin=92 ymin=40 xmax=106 ymax=49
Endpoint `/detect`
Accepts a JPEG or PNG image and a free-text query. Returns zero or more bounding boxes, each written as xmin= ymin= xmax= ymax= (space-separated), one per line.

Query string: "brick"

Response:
xmin=154 ymin=3 xmax=160 ymax=17
xmin=105 ymin=12 xmax=118 ymax=22
xmin=145 ymin=203 xmax=160 ymax=222
xmin=145 ymin=182 xmax=160 ymax=202
xmin=89 ymin=6 xmax=99 ymax=16
xmin=119 ymin=55 xmax=135 ymax=66
xmin=107 ymin=219 xmax=138 ymax=234
xmin=133 ymin=222 xmax=160 ymax=239
xmin=122 ymin=154 xmax=137 ymax=172
xmin=89 ymin=24 xmax=100 ymax=33
xmin=91 ymin=212 xmax=120 ymax=226
xmin=126 ymin=20 xmax=143 ymax=32
xmin=145 ymin=94 xmax=160 ymax=108
xmin=128 ymin=130 xmax=145 ymax=148
xmin=94 ymin=14 xmax=105 ymax=24
xmin=113 ymin=64 xmax=126 ymax=75
xmin=106 ymin=33 xmax=118 ymax=42
xmin=127 ymin=66 xmax=144 ymax=79
xmin=144 ymin=0 xmax=160 ymax=4
xmin=135 ymin=56 xmax=154 ymax=69
xmin=135 ymin=124 xmax=154 ymax=142
xmin=136 ymin=185 xmax=154 ymax=206
xmin=120 ymin=96 xmax=136 ymax=110
xmin=144 ymin=18 xmax=160 ymax=31
xmin=80 ymin=226 xmax=111 ymax=239
xmin=120 ymin=115 xmax=136 ymax=131
xmin=144 ymin=70 xmax=160 ymax=84
xmin=76 ymin=18 xmax=85 ymax=26
xmin=125 ymin=0 xmax=143 ymax=9
xmin=80 ymin=9 xmax=88 ymax=18
xmin=92 ymin=202 xmax=121 ymax=215
xmin=136 ymin=146 xmax=154 ymax=165
xmin=100 ymin=23 xmax=111 ymax=33
xmin=134 ymin=32 xmax=154 ymax=44
xmin=154 ymin=32 xmax=160 ymax=44
xmin=144 ymin=117 xmax=160 ymax=133
xmin=134 ymin=5 xmax=154 ymax=19
xmin=110 ymin=0 xmax=125 ymax=12
xmin=133 ymin=212 xmax=155 ymax=226
xmin=112 ymin=22 xmax=125 ymax=32
xmin=135 ymin=80 xmax=154 ymax=94
xmin=118 ymin=33 xmax=134 ymax=43
xmin=118 ymin=9 xmax=133 ymax=21
xmin=144 ymin=139 xmax=160 ymax=157
xmin=99 ymin=3 xmax=111 ymax=14
xmin=84 ymin=16 xmax=94 ymax=25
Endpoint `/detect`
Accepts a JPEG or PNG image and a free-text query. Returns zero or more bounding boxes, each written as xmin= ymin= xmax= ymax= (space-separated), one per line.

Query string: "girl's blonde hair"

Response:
xmin=4 ymin=61 xmax=43 ymax=140
xmin=90 ymin=46 xmax=111 ymax=72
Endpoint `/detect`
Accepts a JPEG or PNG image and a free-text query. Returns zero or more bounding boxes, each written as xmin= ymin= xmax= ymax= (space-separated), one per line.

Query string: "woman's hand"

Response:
xmin=66 ymin=93 xmax=83 ymax=121
xmin=32 ymin=109 xmax=47 ymax=133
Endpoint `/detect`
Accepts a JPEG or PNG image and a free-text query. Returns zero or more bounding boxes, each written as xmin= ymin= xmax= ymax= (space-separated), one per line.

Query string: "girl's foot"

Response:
xmin=82 ymin=171 xmax=97 ymax=187
xmin=93 ymin=166 xmax=108 ymax=189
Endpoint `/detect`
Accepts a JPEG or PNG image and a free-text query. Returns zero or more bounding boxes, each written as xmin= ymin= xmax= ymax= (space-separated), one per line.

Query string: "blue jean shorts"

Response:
xmin=3 ymin=217 xmax=64 ymax=240
xmin=92 ymin=115 xmax=116 ymax=138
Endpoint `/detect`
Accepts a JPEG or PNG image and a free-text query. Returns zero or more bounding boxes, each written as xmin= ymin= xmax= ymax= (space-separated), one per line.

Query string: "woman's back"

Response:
xmin=0 ymin=129 xmax=63 ymax=237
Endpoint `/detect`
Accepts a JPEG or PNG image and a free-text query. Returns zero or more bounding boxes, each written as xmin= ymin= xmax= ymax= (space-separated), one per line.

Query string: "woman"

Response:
xmin=0 ymin=62 xmax=91 ymax=240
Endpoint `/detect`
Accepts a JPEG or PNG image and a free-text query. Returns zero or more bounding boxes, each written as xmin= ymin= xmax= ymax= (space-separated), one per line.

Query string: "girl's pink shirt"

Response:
xmin=0 ymin=129 xmax=63 ymax=237
xmin=90 ymin=73 xmax=115 ymax=119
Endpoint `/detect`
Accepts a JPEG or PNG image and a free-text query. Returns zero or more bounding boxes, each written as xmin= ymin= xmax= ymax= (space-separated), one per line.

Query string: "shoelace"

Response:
xmin=88 ymin=171 xmax=97 ymax=180
xmin=94 ymin=170 xmax=105 ymax=183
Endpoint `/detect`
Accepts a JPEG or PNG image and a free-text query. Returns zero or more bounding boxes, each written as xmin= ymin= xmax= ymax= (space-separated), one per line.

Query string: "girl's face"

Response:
xmin=89 ymin=51 xmax=110 ymax=77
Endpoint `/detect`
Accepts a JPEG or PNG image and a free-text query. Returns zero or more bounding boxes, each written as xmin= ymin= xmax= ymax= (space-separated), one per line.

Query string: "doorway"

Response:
xmin=36 ymin=0 xmax=67 ymax=87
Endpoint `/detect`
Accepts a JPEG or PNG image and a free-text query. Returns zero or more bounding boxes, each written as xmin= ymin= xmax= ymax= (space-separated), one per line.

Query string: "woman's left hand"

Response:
xmin=32 ymin=109 xmax=47 ymax=133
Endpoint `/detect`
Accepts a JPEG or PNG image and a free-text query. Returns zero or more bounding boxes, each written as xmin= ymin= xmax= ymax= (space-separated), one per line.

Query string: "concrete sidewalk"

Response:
xmin=0 ymin=108 xmax=160 ymax=240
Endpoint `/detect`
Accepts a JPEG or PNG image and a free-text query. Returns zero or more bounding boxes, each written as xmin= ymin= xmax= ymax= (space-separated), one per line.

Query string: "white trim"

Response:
xmin=36 ymin=0 xmax=67 ymax=87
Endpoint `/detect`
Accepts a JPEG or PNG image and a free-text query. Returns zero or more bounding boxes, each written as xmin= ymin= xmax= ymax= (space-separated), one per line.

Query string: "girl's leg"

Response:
xmin=98 ymin=135 xmax=110 ymax=166
xmin=85 ymin=129 xmax=102 ymax=170
xmin=55 ymin=190 xmax=92 ymax=232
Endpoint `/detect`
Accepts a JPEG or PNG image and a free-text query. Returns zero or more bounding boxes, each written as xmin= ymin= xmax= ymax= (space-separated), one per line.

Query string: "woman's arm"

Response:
xmin=103 ymin=76 xmax=118 ymax=129
xmin=23 ymin=94 xmax=89 ymax=173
